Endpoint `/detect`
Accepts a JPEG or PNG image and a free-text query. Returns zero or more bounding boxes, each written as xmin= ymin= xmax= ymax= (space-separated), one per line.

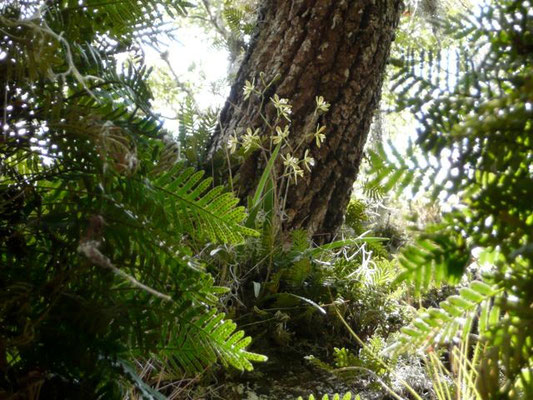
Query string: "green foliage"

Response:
xmin=344 ymin=199 xmax=369 ymax=235
xmin=368 ymin=0 xmax=533 ymax=396
xmin=117 ymin=359 xmax=168 ymax=400
xmin=333 ymin=347 xmax=359 ymax=369
xmin=153 ymin=164 xmax=258 ymax=244
xmin=343 ymin=195 xmax=406 ymax=257
xmin=327 ymin=256 xmax=408 ymax=339
xmin=396 ymin=218 xmax=470 ymax=294
xmin=0 ymin=1 xmax=265 ymax=398
xmin=206 ymin=208 xmax=405 ymax=353
xmin=177 ymin=98 xmax=219 ymax=168
xmin=367 ymin=140 xmax=421 ymax=196
xmin=222 ymin=4 xmax=255 ymax=35
xmin=356 ymin=336 xmax=390 ymax=376
xmin=311 ymin=340 xmax=395 ymax=395
xmin=156 ymin=307 xmax=266 ymax=374
xmin=242 ymin=238 xmax=408 ymax=346
xmin=309 ymin=340 xmax=393 ymax=383
xmin=393 ymin=280 xmax=500 ymax=351
xmin=483 ymin=257 xmax=533 ymax=399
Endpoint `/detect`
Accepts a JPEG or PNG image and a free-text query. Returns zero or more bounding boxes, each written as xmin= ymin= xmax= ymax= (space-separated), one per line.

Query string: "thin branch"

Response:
xmin=78 ymin=240 xmax=172 ymax=301
xmin=201 ymin=0 xmax=230 ymax=41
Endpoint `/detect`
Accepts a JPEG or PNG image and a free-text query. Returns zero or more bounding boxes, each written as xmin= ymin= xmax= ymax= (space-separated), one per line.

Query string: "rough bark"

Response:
xmin=209 ymin=0 xmax=401 ymax=242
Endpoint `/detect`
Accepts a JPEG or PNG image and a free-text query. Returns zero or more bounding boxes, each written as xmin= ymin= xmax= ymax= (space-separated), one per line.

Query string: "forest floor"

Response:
xmin=193 ymin=344 xmax=432 ymax=400
xmin=201 ymin=347 xmax=355 ymax=400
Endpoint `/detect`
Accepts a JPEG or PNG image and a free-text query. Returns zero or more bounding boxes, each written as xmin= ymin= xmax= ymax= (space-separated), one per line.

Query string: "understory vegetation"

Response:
xmin=1 ymin=0 xmax=531 ymax=399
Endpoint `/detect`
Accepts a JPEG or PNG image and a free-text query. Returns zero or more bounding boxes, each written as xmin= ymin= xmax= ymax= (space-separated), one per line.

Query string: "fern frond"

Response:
xmin=222 ymin=5 xmax=255 ymax=35
xmin=285 ymin=257 xmax=312 ymax=287
xmin=481 ymin=259 xmax=533 ymax=397
xmin=344 ymin=199 xmax=369 ymax=234
xmin=361 ymin=182 xmax=386 ymax=201
xmin=223 ymin=7 xmax=245 ymax=33
xmin=396 ymin=227 xmax=469 ymax=294
xmin=381 ymin=1 xmax=533 ymax=396
xmin=392 ymin=280 xmax=499 ymax=352
xmin=304 ymin=355 xmax=334 ymax=372
xmin=357 ymin=259 xmax=397 ymax=287
xmin=291 ymin=229 xmax=310 ymax=253
xmin=365 ymin=139 xmax=427 ymax=199
xmin=159 ymin=305 xmax=267 ymax=375
xmin=333 ymin=347 xmax=359 ymax=368
xmin=0 ymin=0 xmax=264 ymax=396
xmin=153 ymin=164 xmax=258 ymax=244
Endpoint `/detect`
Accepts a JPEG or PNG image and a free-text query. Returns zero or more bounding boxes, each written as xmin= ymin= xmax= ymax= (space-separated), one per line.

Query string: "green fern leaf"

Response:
xmin=393 ymin=280 xmax=499 ymax=352
xmin=159 ymin=304 xmax=267 ymax=375
xmin=223 ymin=7 xmax=245 ymax=33
xmin=291 ymin=229 xmax=310 ymax=253
xmin=153 ymin=164 xmax=258 ymax=244
xmin=395 ymin=221 xmax=470 ymax=294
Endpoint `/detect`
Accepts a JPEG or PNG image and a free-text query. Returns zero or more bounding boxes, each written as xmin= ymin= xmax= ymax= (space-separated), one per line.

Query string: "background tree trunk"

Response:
xmin=209 ymin=0 xmax=401 ymax=243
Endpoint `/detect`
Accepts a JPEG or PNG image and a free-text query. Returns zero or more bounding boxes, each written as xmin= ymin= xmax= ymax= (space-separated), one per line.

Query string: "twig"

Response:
xmin=78 ymin=240 xmax=172 ymax=301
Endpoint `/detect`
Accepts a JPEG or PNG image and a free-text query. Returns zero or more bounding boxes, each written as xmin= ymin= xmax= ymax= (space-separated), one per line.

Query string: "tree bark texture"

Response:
xmin=210 ymin=0 xmax=401 ymax=242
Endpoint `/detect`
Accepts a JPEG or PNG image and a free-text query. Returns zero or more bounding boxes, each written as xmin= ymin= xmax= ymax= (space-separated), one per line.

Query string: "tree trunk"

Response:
xmin=209 ymin=0 xmax=401 ymax=243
